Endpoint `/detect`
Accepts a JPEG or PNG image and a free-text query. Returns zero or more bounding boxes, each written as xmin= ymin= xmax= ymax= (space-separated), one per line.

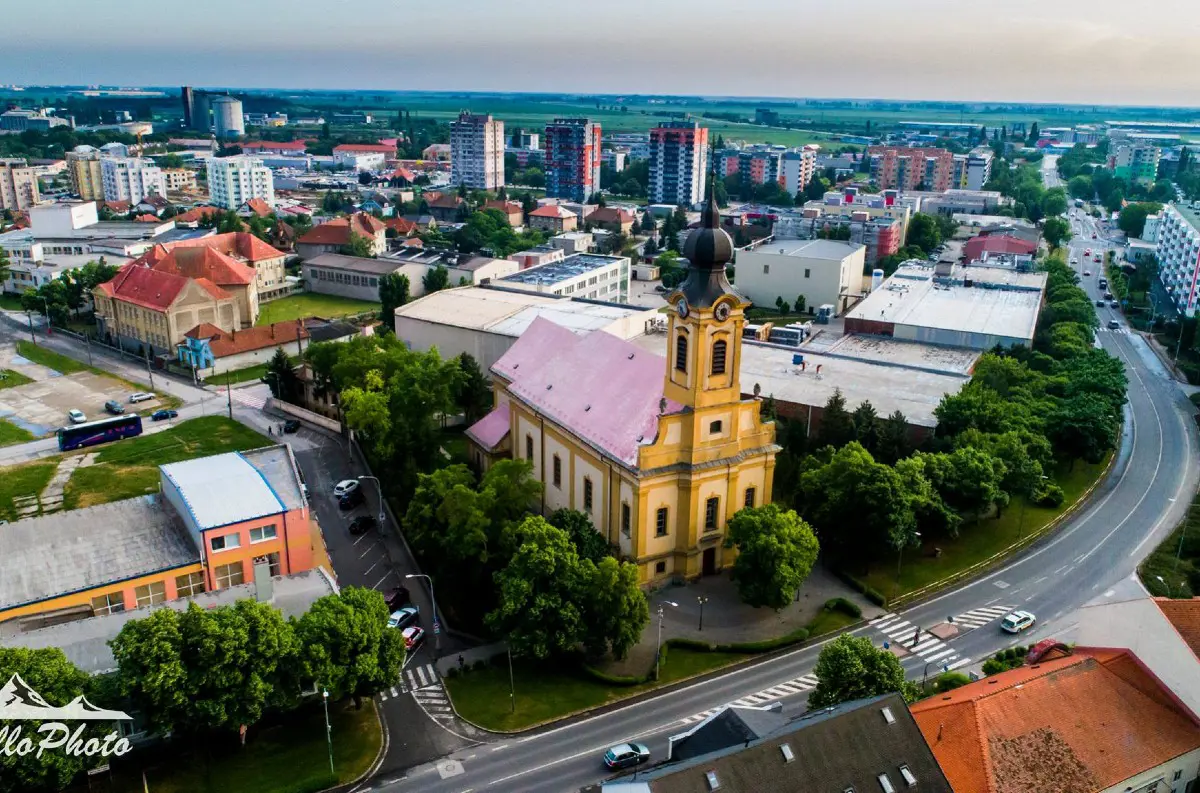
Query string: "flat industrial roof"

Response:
xmin=745 ymin=239 xmax=864 ymax=261
xmin=160 ymin=451 xmax=287 ymax=531
xmin=1172 ymin=202 xmax=1200 ymax=232
xmin=304 ymin=253 xmax=403 ymax=276
xmin=394 ymin=285 xmax=654 ymax=337
xmin=500 ymin=253 xmax=626 ymax=286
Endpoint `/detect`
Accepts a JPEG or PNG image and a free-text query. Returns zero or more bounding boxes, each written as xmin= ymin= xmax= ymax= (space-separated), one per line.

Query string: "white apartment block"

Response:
xmin=648 ymin=121 xmax=708 ymax=206
xmin=1156 ymin=203 xmax=1200 ymax=316
xmin=451 ymin=112 xmax=505 ymax=190
xmin=965 ymin=147 xmax=993 ymax=190
xmin=781 ymin=149 xmax=817 ymax=197
xmin=206 ymin=156 xmax=275 ymax=210
xmin=161 ymin=168 xmax=197 ymax=192
xmin=0 ymin=159 xmax=41 ymax=211
xmin=498 ymin=253 xmax=630 ymax=302
xmin=100 ymin=157 xmax=165 ymax=204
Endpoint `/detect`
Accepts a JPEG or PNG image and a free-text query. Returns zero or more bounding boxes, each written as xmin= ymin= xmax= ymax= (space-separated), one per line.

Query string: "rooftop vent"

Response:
xmin=779 ymin=744 xmax=794 ymax=764
xmin=881 ymin=707 xmax=896 ymax=724
xmin=546 ymin=384 xmax=552 ymax=390
xmin=705 ymin=770 xmax=721 ymax=791
xmin=899 ymin=765 xmax=917 ymax=787
xmin=878 ymin=774 xmax=896 ymax=793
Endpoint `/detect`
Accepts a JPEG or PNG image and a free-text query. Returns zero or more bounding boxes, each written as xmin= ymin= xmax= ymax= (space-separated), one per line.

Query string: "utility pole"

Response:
xmin=226 ymin=381 xmax=233 ymax=419
xmin=507 ymin=645 xmax=515 ymax=714
xmin=144 ymin=343 xmax=155 ymax=389
xmin=26 ymin=311 xmax=36 ymax=345
xmin=84 ymin=334 xmax=93 ymax=367
xmin=321 ymin=688 xmax=334 ymax=778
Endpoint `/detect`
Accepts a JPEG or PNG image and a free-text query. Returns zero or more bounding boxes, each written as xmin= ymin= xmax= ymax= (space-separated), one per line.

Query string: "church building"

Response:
xmin=465 ymin=176 xmax=779 ymax=584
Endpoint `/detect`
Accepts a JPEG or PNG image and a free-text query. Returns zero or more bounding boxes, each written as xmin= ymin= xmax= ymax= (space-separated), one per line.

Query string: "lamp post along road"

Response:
xmin=407 ymin=573 xmax=441 ymax=651
xmin=655 ymin=602 xmax=678 ymax=680
xmin=357 ymin=475 xmax=386 ymax=524
xmin=321 ymin=688 xmax=334 ymax=778
xmin=696 ymin=596 xmax=708 ymax=632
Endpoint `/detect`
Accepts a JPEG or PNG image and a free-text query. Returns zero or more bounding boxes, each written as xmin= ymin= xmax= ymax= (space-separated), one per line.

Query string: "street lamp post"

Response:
xmin=895 ymin=532 xmax=921 ymax=602
xmin=655 ymin=601 xmax=678 ymax=681
xmin=696 ymin=596 xmax=708 ymax=632
xmin=357 ymin=475 xmax=386 ymax=525
xmin=321 ymin=688 xmax=334 ymax=778
xmin=406 ymin=573 xmax=441 ymax=651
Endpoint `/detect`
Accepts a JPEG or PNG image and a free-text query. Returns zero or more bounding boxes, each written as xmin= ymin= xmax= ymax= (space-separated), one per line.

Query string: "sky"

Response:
xmin=3 ymin=0 xmax=1198 ymax=107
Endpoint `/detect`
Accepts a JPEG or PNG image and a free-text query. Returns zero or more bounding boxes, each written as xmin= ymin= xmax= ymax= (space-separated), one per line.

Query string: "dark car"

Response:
xmin=1096 ymin=299 xmax=1106 ymax=307
xmin=151 ymin=409 xmax=178 ymax=421
xmin=338 ymin=487 xmax=365 ymax=510
xmin=1103 ymin=291 xmax=1114 ymax=300
xmin=282 ymin=419 xmax=301 ymax=434
xmin=103 ymin=400 xmax=125 ymax=415
xmin=1108 ymin=319 xmax=1121 ymax=330
xmin=385 ymin=586 xmax=410 ymax=611
xmin=348 ymin=514 xmax=377 ymax=535
xmin=603 ymin=743 xmax=651 ymax=770
xmin=1110 ymin=299 xmax=1120 ymax=308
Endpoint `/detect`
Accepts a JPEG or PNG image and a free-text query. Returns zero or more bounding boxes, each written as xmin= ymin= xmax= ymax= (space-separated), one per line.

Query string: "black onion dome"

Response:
xmin=679 ymin=170 xmax=739 ymax=308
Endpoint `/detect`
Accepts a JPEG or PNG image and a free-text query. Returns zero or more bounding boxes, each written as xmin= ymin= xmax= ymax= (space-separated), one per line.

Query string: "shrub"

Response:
xmin=824 ymin=597 xmax=863 ymax=619
xmin=931 ymin=671 xmax=971 ymax=693
xmin=835 ymin=571 xmax=888 ymax=607
xmin=444 ymin=666 xmax=459 ymax=679
xmin=1034 ymin=484 xmax=1066 ymax=508
xmin=668 ymin=637 xmax=716 ymax=652
xmin=981 ymin=658 xmax=1006 ymax=676
xmin=716 ymin=627 xmax=809 ymax=654
xmin=471 ymin=659 xmax=488 ymax=672
xmin=581 ymin=664 xmax=647 ymax=687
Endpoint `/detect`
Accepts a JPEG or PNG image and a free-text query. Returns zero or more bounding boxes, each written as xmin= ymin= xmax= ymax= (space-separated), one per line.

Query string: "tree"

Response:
xmin=0 ymin=647 xmax=111 ymax=793
xmin=875 ymin=410 xmax=912 ymax=465
xmin=851 ymin=400 xmax=880 ymax=454
xmin=1067 ymin=175 xmax=1093 ymax=200
xmin=264 ymin=347 xmax=300 ymax=403
xmin=724 ymin=504 xmax=820 ymax=610
xmin=1041 ymin=187 xmax=1068 ymax=218
xmin=915 ymin=447 xmax=1009 ymax=519
xmin=111 ymin=600 xmax=298 ymax=736
xmin=1117 ymin=202 xmax=1162 ymax=239
xmin=1103 ymin=187 xmax=1125 ymax=213
xmin=217 ymin=210 xmax=245 ymax=234
xmin=1027 ymin=122 xmax=1039 ymax=144
xmin=1046 ymin=392 xmax=1120 ymax=464
xmin=0 ymin=247 xmax=9 ymax=288
xmin=794 ymin=294 xmax=807 ymax=314
xmin=579 ymin=556 xmax=648 ymax=661
xmin=422 ymin=264 xmax=450 ymax=293
xmin=816 ymin=388 xmax=856 ymax=449
xmin=378 ymin=271 xmax=410 ymax=325
xmin=548 ymin=508 xmax=609 ymax=563
xmin=341 ymin=231 xmax=375 ymax=258
xmin=1042 ymin=216 xmax=1071 ymax=249
xmin=455 ymin=353 xmax=493 ymax=425
xmin=809 ymin=634 xmax=918 ymax=708
xmin=292 ymin=587 xmax=406 ymax=708
xmin=905 ymin=212 xmax=941 ymax=254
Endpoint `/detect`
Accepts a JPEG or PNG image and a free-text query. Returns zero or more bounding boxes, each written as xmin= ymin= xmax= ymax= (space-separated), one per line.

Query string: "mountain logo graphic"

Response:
xmin=0 ymin=674 xmax=130 ymax=721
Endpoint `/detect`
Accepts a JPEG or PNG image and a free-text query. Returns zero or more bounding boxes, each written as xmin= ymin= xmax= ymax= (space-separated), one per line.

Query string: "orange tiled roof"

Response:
xmin=529 ymin=204 xmax=574 ymax=219
xmin=1157 ymin=598 xmax=1200 ymax=659
xmin=167 ymin=231 xmax=286 ymax=263
xmin=133 ymin=214 xmax=159 ymax=222
xmin=485 ymin=200 xmax=523 ymax=215
xmin=427 ymin=194 xmax=464 ymax=209
xmin=148 ymin=246 xmax=255 ymax=287
xmin=910 ymin=647 xmax=1200 ymax=793
xmin=96 ymin=266 xmax=230 ymax=312
xmin=333 ymin=143 xmax=396 ymax=154
xmin=385 ymin=217 xmax=417 ymax=235
xmin=173 ymin=206 xmax=222 ymax=224
xmin=298 ymin=213 xmax=384 ymax=246
xmin=184 ymin=320 xmax=309 ymax=358
xmin=587 ymin=206 xmax=635 ymax=224
xmin=241 ymin=198 xmax=273 ymax=217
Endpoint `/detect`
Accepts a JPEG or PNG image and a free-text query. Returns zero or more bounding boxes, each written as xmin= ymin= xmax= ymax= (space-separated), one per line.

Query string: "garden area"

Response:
xmin=255 ymin=293 xmax=378 ymax=325
xmin=1139 ymin=489 xmax=1200 ymax=599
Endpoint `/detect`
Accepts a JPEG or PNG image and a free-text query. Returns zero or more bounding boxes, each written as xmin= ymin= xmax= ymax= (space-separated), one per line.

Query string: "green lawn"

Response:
xmin=0 ymin=293 xmax=23 ymax=311
xmin=1139 ymin=489 xmax=1200 ymax=599
xmin=805 ymin=607 xmax=860 ymax=639
xmin=204 ymin=357 xmax=299 ymax=386
xmin=111 ymin=699 xmax=381 ymax=793
xmin=256 ymin=293 xmax=378 ymax=325
xmin=62 ymin=417 xmax=270 ymax=509
xmin=447 ymin=647 xmax=747 ymax=732
xmin=15 ymin=340 xmax=90 ymax=374
xmin=0 ymin=420 xmax=35 ymax=448
xmin=439 ymin=429 xmax=469 ymax=465
xmin=0 ymin=369 xmax=34 ymax=389
xmin=857 ymin=456 xmax=1110 ymax=603
xmin=0 ymin=460 xmax=57 ymax=521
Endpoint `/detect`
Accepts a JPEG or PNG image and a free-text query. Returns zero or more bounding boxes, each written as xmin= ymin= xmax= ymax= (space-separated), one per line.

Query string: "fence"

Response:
xmin=265 ymin=397 xmax=342 ymax=433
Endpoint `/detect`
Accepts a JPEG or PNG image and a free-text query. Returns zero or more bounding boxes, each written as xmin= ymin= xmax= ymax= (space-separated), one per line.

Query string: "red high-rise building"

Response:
xmin=544 ymin=118 xmax=602 ymax=202
xmin=867 ymin=146 xmax=954 ymax=191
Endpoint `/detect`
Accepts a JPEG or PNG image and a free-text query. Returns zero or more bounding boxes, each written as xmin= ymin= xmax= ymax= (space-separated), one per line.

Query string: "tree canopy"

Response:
xmin=809 ymin=634 xmax=919 ymax=708
xmin=724 ymin=504 xmax=820 ymax=610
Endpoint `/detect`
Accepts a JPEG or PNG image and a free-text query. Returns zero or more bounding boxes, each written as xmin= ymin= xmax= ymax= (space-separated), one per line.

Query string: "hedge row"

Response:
xmin=834 ymin=570 xmax=888 ymax=607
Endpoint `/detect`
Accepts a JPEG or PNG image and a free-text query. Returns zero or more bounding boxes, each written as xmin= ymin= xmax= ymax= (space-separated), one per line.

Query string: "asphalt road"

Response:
xmin=366 ymin=210 xmax=1200 ymax=793
xmin=1042 ymin=154 xmax=1062 ymax=188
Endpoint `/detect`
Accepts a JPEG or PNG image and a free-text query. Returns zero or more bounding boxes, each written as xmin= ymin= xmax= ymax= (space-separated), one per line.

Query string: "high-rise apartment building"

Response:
xmin=781 ymin=149 xmax=817 ymax=197
xmin=66 ymin=146 xmax=105 ymax=200
xmin=867 ymin=146 xmax=954 ymax=191
xmin=544 ymin=118 xmax=602 ymax=202
xmin=212 ymin=96 xmax=245 ymax=140
xmin=1156 ymin=203 xmax=1200 ymax=316
xmin=648 ymin=121 xmax=709 ymax=206
xmin=450 ymin=112 xmax=505 ymax=190
xmin=206 ymin=156 xmax=274 ymax=210
xmin=1111 ymin=143 xmax=1161 ymax=185
xmin=100 ymin=157 xmax=166 ymax=204
xmin=0 ymin=159 xmax=40 ymax=211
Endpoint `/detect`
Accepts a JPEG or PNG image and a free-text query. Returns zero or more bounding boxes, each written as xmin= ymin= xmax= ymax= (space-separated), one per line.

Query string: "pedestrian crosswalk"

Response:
xmin=378 ymin=663 xmax=439 ymax=703
xmin=1097 ymin=327 xmax=1130 ymax=335
xmin=677 ymin=674 xmax=820 ymax=726
xmin=413 ymin=682 xmax=457 ymax=723
xmin=949 ymin=605 xmax=1016 ymax=630
xmin=867 ymin=606 xmax=1014 ymax=673
xmin=232 ymin=388 xmax=268 ymax=409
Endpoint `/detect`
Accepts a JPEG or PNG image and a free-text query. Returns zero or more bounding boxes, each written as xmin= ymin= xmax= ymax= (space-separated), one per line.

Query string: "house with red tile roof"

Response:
xmin=426 ymin=194 xmax=466 ymax=224
xmin=93 ymin=266 xmax=240 ymax=356
xmin=585 ymin=206 xmax=635 ymax=234
xmin=910 ymin=646 xmax=1200 ymax=793
xmin=237 ymin=198 xmax=274 ymax=218
xmin=296 ymin=212 xmax=387 ymax=260
xmin=484 ymin=200 xmax=524 ymax=228
xmin=132 ymin=231 xmax=290 ymax=307
xmin=178 ymin=320 xmax=310 ymax=377
xmin=172 ymin=206 xmax=223 ymax=226
xmin=528 ymin=204 xmax=577 ymax=233
xmin=143 ymin=246 xmax=257 ymax=326
xmin=963 ymin=233 xmax=1038 ymax=262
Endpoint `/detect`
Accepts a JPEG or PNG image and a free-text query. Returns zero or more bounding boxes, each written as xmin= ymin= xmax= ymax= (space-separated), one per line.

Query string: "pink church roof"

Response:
xmin=487 ymin=317 xmax=682 ymax=468
xmin=465 ymin=402 xmax=510 ymax=451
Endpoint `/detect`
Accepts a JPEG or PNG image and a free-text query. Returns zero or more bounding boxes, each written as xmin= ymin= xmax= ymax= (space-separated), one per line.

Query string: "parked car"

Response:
xmin=401 ymin=625 xmax=425 ymax=651
xmin=1094 ymin=255 xmax=1101 ymax=262
xmin=129 ymin=392 xmax=155 ymax=403
xmin=103 ymin=400 xmax=125 ymax=415
xmin=654 ymin=284 xmax=669 ymax=294
xmin=1103 ymin=291 xmax=1114 ymax=300
xmin=150 ymin=409 xmax=178 ymax=421
xmin=348 ymin=514 xmax=377 ymax=535
xmin=67 ymin=409 xmax=87 ymax=424
xmin=603 ymin=743 xmax=651 ymax=770
xmin=282 ymin=419 xmax=301 ymax=434
xmin=1083 ymin=270 xmax=1091 ymax=276
xmin=1001 ymin=610 xmax=1036 ymax=633
xmin=1084 ymin=248 xmax=1091 ymax=256
xmin=1110 ymin=299 xmax=1120 ymax=308
xmin=384 ymin=586 xmax=410 ymax=611
xmin=387 ymin=607 xmax=420 ymax=631
xmin=1096 ymin=299 xmax=1106 ymax=307
xmin=334 ymin=479 xmax=359 ymax=498
xmin=1108 ymin=319 xmax=1121 ymax=330
xmin=338 ymin=487 xmax=365 ymax=510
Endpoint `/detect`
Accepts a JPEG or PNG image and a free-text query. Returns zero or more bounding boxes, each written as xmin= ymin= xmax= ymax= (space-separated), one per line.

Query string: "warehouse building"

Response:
xmin=733 ymin=239 xmax=867 ymax=315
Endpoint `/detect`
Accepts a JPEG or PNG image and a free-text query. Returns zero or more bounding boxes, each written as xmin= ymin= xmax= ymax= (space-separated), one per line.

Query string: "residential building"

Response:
xmin=549 ymin=231 xmax=594 ymax=255
xmin=206 ymin=156 xmax=275 ymax=210
xmin=844 ymin=261 xmax=1047 ymax=349
xmin=211 ymin=95 xmax=245 ymax=140
xmin=952 ymin=146 xmax=994 ymax=190
xmin=93 ymin=266 xmax=240 ymax=355
xmin=528 ymin=204 xmax=578 ymax=233
xmin=101 ymin=157 xmax=166 ymax=205
xmin=498 ymin=253 xmax=630 ymax=302
xmin=161 ymin=168 xmax=196 ymax=192
xmin=295 ymin=212 xmax=387 ymax=259
xmin=0 ymin=108 xmax=70 ymax=131
xmin=426 ymin=194 xmax=466 ymax=224
xmin=585 ymin=207 xmax=636 ymax=235
xmin=422 ymin=143 xmax=451 ymax=161
xmin=780 ymin=148 xmax=816 ymax=197
xmin=774 ymin=211 xmax=901 ymax=267
xmin=332 ymin=143 xmax=394 ymax=172
xmin=1156 ymin=203 xmax=1200 ymax=316
xmin=180 ymin=86 xmax=195 ymax=128
xmin=1143 ymin=212 xmax=1163 ymax=243
xmin=484 ymin=200 xmax=524 ymax=228
xmin=648 ymin=121 xmax=709 ymax=206
xmin=1111 ymin=142 xmax=1162 ymax=184
xmin=136 ymin=231 xmax=289 ymax=312
xmin=545 ymin=118 xmax=602 ymax=202
xmin=466 ymin=186 xmax=779 ymax=583
xmin=868 ymin=145 xmax=954 ymax=191
xmin=911 ymin=645 xmax=1200 ymax=793
xmin=510 ymin=246 xmax=565 ymax=270
xmin=601 ymin=148 xmax=627 ymax=172
xmin=177 ymin=320 xmax=312 ymax=377
xmin=799 ymin=186 xmax=915 ymax=239
xmin=593 ymin=694 xmax=951 ymax=792
xmin=735 ymin=239 xmax=866 ymax=315
xmin=724 ymin=148 xmax=785 ymax=194
xmin=66 ymin=146 xmax=105 ymax=200
xmin=451 ymin=112 xmax=505 ymax=190
xmin=511 ymin=129 xmax=539 ymax=149
xmin=0 ymin=159 xmax=40 ymax=212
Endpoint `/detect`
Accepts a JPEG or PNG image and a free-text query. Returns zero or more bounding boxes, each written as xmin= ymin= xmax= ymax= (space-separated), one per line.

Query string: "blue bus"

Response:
xmin=57 ymin=414 xmax=143 ymax=452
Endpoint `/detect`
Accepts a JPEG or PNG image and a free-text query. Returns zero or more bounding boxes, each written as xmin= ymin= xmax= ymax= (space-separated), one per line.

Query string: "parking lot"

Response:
xmin=0 ymin=343 xmax=169 ymax=436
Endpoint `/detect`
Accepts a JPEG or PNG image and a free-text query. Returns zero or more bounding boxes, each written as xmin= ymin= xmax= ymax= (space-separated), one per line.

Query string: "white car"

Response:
xmin=129 ymin=392 xmax=155 ymax=403
xmin=333 ymin=479 xmax=360 ymax=498
xmin=67 ymin=409 xmax=87 ymax=424
xmin=1001 ymin=610 xmax=1036 ymax=634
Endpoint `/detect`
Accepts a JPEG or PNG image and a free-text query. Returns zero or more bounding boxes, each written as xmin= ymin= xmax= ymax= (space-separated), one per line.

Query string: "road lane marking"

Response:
xmin=945 ymin=657 xmax=972 ymax=671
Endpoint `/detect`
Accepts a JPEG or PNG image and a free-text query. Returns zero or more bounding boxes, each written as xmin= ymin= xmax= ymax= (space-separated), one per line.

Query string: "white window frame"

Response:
xmin=210 ymin=532 xmax=241 ymax=553
xmin=249 ymin=524 xmax=277 ymax=543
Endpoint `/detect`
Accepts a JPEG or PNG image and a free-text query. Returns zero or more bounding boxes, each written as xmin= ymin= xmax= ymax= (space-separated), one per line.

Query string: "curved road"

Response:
xmin=374 ymin=203 xmax=1198 ymax=793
